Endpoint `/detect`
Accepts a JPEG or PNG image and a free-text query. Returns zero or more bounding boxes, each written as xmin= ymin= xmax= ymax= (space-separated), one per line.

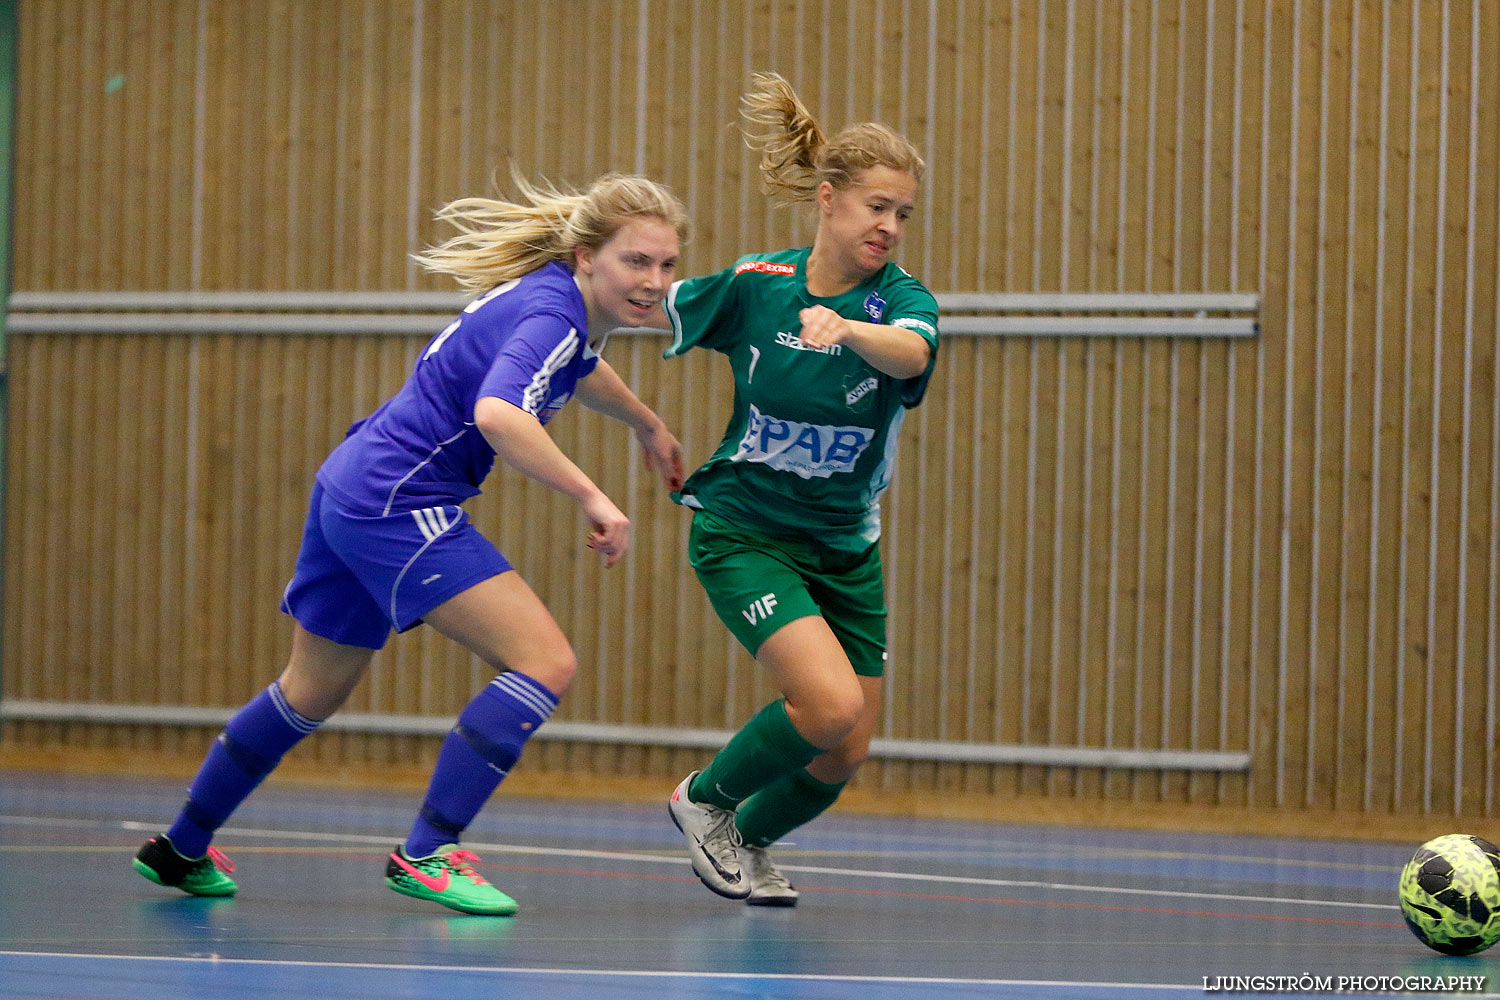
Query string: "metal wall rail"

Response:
xmin=0 ymin=700 xmax=1252 ymax=771
xmin=7 ymin=290 xmax=1261 ymax=338
xmin=7 ymin=291 xmax=467 ymax=311
xmin=2 ymin=287 xmax=1261 ymax=774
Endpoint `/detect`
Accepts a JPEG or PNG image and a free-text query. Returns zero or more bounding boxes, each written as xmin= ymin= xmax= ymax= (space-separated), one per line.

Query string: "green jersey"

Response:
xmin=663 ymin=247 xmax=940 ymax=551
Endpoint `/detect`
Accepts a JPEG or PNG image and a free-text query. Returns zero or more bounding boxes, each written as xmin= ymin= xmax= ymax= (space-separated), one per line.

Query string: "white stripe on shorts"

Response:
xmin=390 ymin=507 xmax=462 ymax=626
xmin=411 ymin=506 xmax=449 ymax=542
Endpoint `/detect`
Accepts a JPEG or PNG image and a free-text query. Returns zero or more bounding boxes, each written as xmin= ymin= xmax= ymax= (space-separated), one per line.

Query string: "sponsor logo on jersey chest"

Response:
xmin=775 ymin=330 xmax=842 ymax=356
xmin=735 ymin=260 xmax=797 ymax=276
xmin=732 ymin=404 xmax=873 ymax=479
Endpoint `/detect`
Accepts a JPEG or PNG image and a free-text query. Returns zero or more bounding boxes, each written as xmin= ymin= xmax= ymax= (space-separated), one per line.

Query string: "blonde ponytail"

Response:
xmin=739 ymin=72 xmax=926 ymax=203
xmin=414 ymin=170 xmax=688 ymax=295
xmin=739 ymin=72 xmax=827 ymax=202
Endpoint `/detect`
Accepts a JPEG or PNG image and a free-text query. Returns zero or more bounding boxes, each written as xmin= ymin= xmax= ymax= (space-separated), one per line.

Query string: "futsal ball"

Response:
xmin=1399 ymin=834 xmax=1500 ymax=955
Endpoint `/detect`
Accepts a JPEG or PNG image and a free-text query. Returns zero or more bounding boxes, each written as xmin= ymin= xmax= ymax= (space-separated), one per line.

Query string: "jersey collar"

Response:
xmin=795 ymin=247 xmax=884 ymax=306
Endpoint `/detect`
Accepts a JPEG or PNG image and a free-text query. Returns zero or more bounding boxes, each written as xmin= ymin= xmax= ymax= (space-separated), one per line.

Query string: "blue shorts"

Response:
xmin=281 ymin=483 xmax=513 ymax=650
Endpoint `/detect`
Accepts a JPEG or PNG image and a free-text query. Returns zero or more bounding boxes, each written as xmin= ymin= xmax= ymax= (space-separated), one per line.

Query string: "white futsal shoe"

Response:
xmin=668 ymin=771 xmax=750 ymax=899
xmin=742 ymin=845 xmax=799 ymax=907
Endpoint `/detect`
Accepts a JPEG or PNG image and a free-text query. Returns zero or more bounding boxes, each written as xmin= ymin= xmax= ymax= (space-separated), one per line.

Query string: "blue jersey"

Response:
xmin=317 ymin=261 xmax=600 ymax=516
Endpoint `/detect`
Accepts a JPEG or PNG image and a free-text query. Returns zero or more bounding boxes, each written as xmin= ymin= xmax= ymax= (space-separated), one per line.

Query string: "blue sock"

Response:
xmin=166 ymin=681 xmax=320 ymax=858
xmin=404 ymin=671 xmax=559 ymax=858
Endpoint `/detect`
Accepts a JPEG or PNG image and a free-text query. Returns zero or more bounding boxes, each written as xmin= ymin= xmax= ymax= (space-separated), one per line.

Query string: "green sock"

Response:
xmin=690 ymin=699 xmax=822 ymax=810
xmin=735 ymin=768 xmax=846 ymax=847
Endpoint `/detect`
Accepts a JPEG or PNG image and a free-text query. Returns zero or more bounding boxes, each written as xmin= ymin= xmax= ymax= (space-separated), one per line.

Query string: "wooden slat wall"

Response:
xmin=6 ymin=0 xmax=1500 ymax=820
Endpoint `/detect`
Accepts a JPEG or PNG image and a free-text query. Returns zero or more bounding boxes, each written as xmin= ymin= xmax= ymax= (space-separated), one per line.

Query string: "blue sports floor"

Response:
xmin=0 ymin=770 xmax=1494 ymax=999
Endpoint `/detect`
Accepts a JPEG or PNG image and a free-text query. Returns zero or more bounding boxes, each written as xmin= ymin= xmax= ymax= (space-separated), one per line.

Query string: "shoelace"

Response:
xmin=444 ymin=849 xmax=491 ymax=885
xmin=704 ymin=808 xmax=743 ymax=856
xmin=205 ymin=846 xmax=235 ymax=874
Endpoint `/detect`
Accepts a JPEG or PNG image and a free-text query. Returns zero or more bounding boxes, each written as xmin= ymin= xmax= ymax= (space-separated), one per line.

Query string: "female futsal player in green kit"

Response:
xmin=662 ymin=73 xmax=939 ymax=905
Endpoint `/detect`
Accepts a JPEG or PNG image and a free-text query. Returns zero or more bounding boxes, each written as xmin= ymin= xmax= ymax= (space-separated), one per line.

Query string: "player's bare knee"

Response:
xmin=512 ymin=645 xmax=577 ymax=696
xmin=791 ymin=687 xmax=864 ymax=748
xmin=278 ymin=644 xmax=371 ymax=720
xmin=827 ymin=700 xmax=864 ymax=744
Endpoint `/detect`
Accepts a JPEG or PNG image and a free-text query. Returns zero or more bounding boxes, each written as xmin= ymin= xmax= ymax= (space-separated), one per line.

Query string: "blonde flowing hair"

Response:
xmin=413 ymin=170 xmax=689 ymax=295
xmin=738 ymin=72 xmax=925 ymax=203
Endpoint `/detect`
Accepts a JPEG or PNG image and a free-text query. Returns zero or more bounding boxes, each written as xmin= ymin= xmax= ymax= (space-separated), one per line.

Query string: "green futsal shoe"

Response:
xmin=132 ymin=834 xmax=237 ymax=897
xmin=384 ymin=844 xmax=518 ymax=915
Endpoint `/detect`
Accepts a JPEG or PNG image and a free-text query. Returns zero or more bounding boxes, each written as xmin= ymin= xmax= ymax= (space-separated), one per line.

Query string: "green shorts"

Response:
xmin=687 ymin=510 xmax=888 ymax=677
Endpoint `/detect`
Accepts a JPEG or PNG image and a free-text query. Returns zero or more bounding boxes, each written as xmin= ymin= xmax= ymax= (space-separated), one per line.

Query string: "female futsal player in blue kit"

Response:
xmin=132 ymin=172 xmax=688 ymax=915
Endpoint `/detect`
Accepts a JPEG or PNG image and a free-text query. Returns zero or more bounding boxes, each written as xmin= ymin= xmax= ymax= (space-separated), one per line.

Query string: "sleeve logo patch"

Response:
xmin=893 ymin=317 xmax=937 ymax=339
xmin=734 ymin=260 xmax=798 ymax=276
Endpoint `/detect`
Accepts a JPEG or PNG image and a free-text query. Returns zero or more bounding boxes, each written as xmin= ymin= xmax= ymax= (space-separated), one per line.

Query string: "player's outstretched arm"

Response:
xmin=574 ymin=360 xmax=686 ymax=492
xmin=796 ymin=305 xmax=930 ymax=379
xmin=475 ymin=394 xmax=631 ymax=566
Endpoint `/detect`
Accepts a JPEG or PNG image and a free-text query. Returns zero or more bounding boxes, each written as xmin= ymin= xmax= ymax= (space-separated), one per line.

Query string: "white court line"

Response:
xmin=5 ymin=952 xmax=1495 ymax=998
xmin=0 ymin=815 xmax=106 ymax=830
xmin=0 ymin=950 xmax=1209 ymax=992
xmin=0 ymin=814 xmax=1399 ymax=914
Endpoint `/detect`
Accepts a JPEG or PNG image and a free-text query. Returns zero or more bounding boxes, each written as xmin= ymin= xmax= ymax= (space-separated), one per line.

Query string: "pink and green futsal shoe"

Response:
xmin=384 ymin=844 xmax=518 ymax=915
xmin=133 ymin=834 xmax=237 ymax=897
